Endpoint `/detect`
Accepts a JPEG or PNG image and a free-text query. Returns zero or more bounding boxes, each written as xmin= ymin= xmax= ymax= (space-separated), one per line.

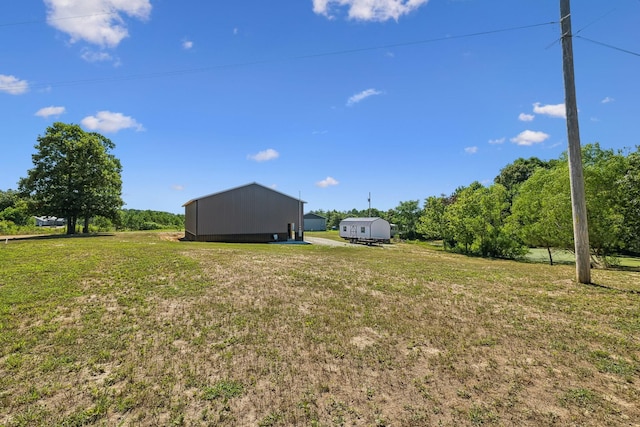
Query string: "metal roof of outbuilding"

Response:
xmin=340 ymin=217 xmax=384 ymax=224
xmin=182 ymin=182 xmax=306 ymax=207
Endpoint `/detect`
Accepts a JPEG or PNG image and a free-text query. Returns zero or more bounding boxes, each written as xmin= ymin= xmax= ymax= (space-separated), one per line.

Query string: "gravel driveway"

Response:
xmin=304 ymin=236 xmax=351 ymax=247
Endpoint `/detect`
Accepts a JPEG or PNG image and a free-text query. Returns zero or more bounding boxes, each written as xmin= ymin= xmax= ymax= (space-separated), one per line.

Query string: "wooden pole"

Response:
xmin=560 ymin=0 xmax=591 ymax=284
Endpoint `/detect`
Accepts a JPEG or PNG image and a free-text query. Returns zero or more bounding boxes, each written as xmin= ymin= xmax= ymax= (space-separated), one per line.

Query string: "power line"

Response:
xmin=574 ymin=8 xmax=616 ymax=35
xmin=0 ymin=21 xmax=556 ymax=92
xmin=0 ymin=11 xmax=118 ymax=28
xmin=576 ymin=35 xmax=640 ymax=57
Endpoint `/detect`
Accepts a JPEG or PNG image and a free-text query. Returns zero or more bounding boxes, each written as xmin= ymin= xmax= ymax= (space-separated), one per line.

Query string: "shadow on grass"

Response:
xmin=585 ymin=281 xmax=640 ymax=295
xmin=2 ymin=233 xmax=114 ymax=242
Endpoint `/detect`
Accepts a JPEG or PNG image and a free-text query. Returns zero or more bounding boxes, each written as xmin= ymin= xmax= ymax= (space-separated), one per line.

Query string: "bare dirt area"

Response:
xmin=304 ymin=236 xmax=351 ymax=247
xmin=157 ymin=231 xmax=184 ymax=241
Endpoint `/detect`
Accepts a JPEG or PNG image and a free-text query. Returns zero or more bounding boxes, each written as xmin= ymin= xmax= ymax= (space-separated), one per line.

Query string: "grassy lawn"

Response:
xmin=526 ymin=248 xmax=640 ymax=269
xmin=1 ymin=232 xmax=639 ymax=426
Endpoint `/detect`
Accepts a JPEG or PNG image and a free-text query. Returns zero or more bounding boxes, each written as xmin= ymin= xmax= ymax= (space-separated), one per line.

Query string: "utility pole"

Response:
xmin=560 ymin=0 xmax=591 ymax=284
xmin=368 ymin=192 xmax=371 ymax=217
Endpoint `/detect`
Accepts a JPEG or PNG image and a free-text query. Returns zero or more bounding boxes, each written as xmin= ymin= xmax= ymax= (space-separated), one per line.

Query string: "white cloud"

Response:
xmin=347 ymin=88 xmax=383 ymax=106
xmin=248 ymin=148 xmax=279 ymax=162
xmin=44 ymin=0 xmax=152 ymax=48
xmin=171 ymin=184 xmax=185 ymax=191
xmin=0 ymin=74 xmax=29 ymax=95
xmin=182 ymin=40 xmax=193 ymax=50
xmin=233 ymin=28 xmax=239 ymax=35
xmin=601 ymin=97 xmax=614 ymax=104
xmin=510 ymin=130 xmax=550 ymax=146
xmin=80 ymin=48 xmax=116 ymax=63
xmin=464 ymin=146 xmax=478 ymax=154
xmin=518 ymin=113 xmax=535 ymax=122
xmin=316 ymin=176 xmax=339 ymax=188
xmin=35 ymin=106 xmax=66 ymax=118
xmin=488 ymin=137 xmax=505 ymax=145
xmin=313 ymin=0 xmax=429 ymax=21
xmin=81 ymin=111 xmax=144 ymax=133
xmin=533 ymin=102 xmax=566 ymax=118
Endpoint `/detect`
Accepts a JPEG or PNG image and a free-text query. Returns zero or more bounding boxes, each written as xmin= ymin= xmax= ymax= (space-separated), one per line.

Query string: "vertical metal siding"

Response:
xmin=184 ymin=201 xmax=198 ymax=238
xmin=193 ymin=184 xmax=302 ymax=240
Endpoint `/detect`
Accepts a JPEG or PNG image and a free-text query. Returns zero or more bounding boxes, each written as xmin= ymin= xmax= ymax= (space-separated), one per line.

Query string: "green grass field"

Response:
xmin=1 ymin=232 xmax=638 ymax=426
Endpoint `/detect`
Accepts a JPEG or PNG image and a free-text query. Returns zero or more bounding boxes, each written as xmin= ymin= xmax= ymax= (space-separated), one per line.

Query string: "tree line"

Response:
xmin=312 ymin=144 xmax=640 ymax=266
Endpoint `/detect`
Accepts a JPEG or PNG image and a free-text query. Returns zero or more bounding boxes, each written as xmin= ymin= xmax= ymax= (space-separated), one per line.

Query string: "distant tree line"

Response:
xmin=312 ymin=143 xmax=640 ymax=266
xmin=1 ymin=193 xmax=184 ymax=234
xmin=116 ymin=209 xmax=184 ymax=231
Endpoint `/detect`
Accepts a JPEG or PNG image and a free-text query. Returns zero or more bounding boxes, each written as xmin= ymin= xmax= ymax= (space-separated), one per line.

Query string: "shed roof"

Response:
xmin=304 ymin=213 xmax=326 ymax=220
xmin=183 ymin=182 xmax=306 ymax=207
xmin=340 ymin=217 xmax=385 ymax=224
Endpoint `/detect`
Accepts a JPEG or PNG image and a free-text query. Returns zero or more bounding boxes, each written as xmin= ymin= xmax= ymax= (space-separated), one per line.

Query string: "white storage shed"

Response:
xmin=339 ymin=217 xmax=391 ymax=244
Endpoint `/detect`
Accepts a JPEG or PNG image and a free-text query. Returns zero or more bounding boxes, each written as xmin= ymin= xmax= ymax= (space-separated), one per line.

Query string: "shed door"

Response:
xmin=350 ymin=225 xmax=357 ymax=238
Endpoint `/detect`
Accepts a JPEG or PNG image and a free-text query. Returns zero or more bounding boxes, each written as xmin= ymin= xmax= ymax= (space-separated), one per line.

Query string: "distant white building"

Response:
xmin=34 ymin=216 xmax=65 ymax=227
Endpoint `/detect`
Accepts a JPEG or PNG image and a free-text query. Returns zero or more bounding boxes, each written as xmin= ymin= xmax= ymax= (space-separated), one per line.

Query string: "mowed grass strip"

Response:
xmin=1 ymin=232 xmax=638 ymax=426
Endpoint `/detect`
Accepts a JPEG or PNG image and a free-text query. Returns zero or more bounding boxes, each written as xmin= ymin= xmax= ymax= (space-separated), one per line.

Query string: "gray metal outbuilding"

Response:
xmin=303 ymin=213 xmax=327 ymax=231
xmin=183 ymin=183 xmax=305 ymax=243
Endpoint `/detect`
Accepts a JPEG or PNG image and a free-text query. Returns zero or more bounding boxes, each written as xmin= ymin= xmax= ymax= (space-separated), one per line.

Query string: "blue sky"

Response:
xmin=1 ymin=0 xmax=638 ymax=214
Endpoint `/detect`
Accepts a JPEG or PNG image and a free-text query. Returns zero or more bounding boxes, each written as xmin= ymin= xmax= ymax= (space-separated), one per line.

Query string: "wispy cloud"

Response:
xmin=81 ymin=111 xmax=145 ymax=133
xmin=182 ymin=39 xmax=193 ymax=50
xmin=248 ymin=148 xmax=279 ymax=162
xmin=488 ymin=137 xmax=505 ymax=145
xmin=35 ymin=106 xmax=66 ymax=118
xmin=44 ymin=0 xmax=152 ymax=48
xmin=347 ymin=88 xmax=382 ymax=106
xmin=313 ymin=0 xmax=429 ymax=21
xmin=601 ymin=96 xmax=614 ymax=104
xmin=0 ymin=74 xmax=29 ymax=95
xmin=510 ymin=130 xmax=550 ymax=146
xmin=533 ymin=102 xmax=566 ymax=118
xmin=316 ymin=176 xmax=339 ymax=188
xmin=518 ymin=113 xmax=535 ymax=122
xmin=80 ymin=48 xmax=119 ymax=65
xmin=172 ymin=184 xmax=185 ymax=191
xmin=464 ymin=146 xmax=478 ymax=154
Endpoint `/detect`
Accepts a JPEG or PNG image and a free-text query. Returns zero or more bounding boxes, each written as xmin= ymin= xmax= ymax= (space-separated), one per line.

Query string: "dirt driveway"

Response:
xmin=304 ymin=236 xmax=351 ymax=247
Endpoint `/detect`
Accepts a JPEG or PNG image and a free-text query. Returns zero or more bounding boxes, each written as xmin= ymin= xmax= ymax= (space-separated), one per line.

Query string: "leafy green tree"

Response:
xmin=443 ymin=183 xmax=524 ymax=258
xmin=390 ymin=200 xmax=421 ymax=240
xmin=510 ymin=166 xmax=573 ymax=265
xmin=512 ymin=143 xmax=629 ymax=266
xmin=494 ymin=157 xmax=553 ymax=207
xmin=417 ymin=195 xmax=451 ymax=247
xmin=0 ymin=199 xmax=32 ymax=226
xmin=19 ymin=122 xmax=123 ymax=235
xmin=0 ymin=189 xmax=19 ymax=212
xmin=581 ymin=144 xmax=627 ymax=263
xmin=620 ymin=147 xmax=640 ymax=253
